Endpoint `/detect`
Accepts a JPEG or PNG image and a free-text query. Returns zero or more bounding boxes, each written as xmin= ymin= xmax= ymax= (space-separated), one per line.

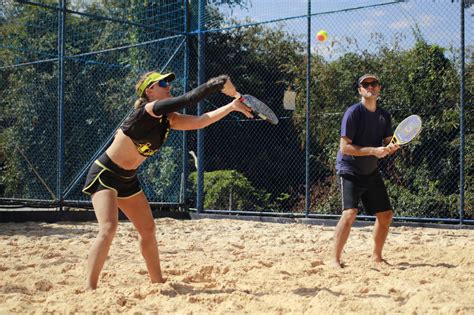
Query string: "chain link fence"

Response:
xmin=0 ymin=0 xmax=472 ymax=222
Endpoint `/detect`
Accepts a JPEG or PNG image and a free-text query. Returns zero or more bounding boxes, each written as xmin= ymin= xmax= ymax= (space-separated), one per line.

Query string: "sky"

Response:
xmin=215 ymin=0 xmax=473 ymax=61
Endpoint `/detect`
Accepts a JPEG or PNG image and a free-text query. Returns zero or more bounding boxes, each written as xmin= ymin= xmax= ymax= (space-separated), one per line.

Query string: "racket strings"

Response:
xmin=243 ymin=95 xmax=279 ymax=124
xmin=394 ymin=116 xmax=422 ymax=144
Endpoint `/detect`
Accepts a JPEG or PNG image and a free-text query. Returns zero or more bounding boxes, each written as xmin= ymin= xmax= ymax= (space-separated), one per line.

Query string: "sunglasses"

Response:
xmin=150 ymin=80 xmax=170 ymax=89
xmin=157 ymin=80 xmax=171 ymax=88
xmin=360 ymin=81 xmax=379 ymax=88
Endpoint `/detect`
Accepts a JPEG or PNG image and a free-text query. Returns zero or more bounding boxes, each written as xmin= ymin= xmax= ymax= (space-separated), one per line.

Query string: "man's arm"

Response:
xmin=340 ymin=136 xmax=391 ymax=159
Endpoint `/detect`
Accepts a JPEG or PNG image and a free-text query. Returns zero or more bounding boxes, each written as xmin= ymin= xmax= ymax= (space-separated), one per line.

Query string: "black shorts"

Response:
xmin=337 ymin=170 xmax=392 ymax=215
xmin=82 ymin=153 xmax=142 ymax=199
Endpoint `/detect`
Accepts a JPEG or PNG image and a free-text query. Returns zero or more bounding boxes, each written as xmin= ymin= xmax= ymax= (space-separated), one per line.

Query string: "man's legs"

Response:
xmin=332 ymin=208 xmax=358 ymax=268
xmin=373 ymin=210 xmax=393 ymax=262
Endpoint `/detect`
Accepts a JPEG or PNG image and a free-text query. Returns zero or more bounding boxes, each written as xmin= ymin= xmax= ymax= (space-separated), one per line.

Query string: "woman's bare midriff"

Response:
xmin=105 ymin=129 xmax=147 ymax=170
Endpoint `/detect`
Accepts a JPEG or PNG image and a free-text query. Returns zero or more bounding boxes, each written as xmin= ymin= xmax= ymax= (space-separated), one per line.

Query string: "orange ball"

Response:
xmin=316 ymin=30 xmax=328 ymax=42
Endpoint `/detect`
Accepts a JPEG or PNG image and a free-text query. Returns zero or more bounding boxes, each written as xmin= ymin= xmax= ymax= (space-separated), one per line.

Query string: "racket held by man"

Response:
xmin=390 ymin=114 xmax=422 ymax=145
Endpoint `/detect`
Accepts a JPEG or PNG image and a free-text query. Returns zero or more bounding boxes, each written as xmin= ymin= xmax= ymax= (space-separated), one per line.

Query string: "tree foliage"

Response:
xmin=0 ymin=1 xmax=471 ymax=219
xmin=286 ymin=33 xmax=469 ymax=218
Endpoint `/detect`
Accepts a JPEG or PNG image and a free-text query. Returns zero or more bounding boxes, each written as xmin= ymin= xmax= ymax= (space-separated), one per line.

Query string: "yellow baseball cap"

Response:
xmin=137 ymin=72 xmax=176 ymax=97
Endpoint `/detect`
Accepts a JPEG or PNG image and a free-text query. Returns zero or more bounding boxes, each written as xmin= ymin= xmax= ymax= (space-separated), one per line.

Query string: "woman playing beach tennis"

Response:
xmin=82 ymin=72 xmax=252 ymax=289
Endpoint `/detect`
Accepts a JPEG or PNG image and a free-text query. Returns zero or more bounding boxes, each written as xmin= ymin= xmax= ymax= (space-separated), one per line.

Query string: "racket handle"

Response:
xmin=390 ymin=136 xmax=397 ymax=145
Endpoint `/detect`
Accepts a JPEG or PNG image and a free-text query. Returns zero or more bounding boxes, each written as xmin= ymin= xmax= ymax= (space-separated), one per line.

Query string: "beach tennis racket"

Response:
xmin=235 ymin=93 xmax=279 ymax=125
xmin=389 ymin=114 xmax=422 ymax=145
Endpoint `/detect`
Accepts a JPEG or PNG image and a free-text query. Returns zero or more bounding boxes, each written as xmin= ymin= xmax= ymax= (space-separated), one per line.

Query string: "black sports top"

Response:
xmin=121 ymin=107 xmax=170 ymax=157
xmin=120 ymin=76 xmax=227 ymax=157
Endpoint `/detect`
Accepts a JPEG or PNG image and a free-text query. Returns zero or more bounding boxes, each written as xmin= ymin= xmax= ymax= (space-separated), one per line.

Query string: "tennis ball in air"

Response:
xmin=316 ymin=30 xmax=328 ymax=42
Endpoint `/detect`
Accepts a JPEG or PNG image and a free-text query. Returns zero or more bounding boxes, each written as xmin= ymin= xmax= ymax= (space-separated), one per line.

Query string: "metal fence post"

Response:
xmin=196 ymin=0 xmax=206 ymax=213
xmin=305 ymin=0 xmax=312 ymax=217
xmin=180 ymin=0 xmax=190 ymax=211
xmin=57 ymin=0 xmax=66 ymax=210
xmin=459 ymin=0 xmax=466 ymax=224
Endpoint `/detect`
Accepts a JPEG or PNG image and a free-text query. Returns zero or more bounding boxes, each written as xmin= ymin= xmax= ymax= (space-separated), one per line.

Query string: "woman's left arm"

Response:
xmin=168 ymin=99 xmax=253 ymax=131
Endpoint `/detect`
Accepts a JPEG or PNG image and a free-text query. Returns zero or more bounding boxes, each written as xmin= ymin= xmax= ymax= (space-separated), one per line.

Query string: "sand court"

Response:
xmin=1 ymin=217 xmax=473 ymax=314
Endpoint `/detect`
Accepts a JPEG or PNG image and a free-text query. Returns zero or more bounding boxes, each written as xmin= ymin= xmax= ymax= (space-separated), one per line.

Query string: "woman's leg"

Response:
xmin=86 ymin=189 xmax=119 ymax=289
xmin=118 ymin=192 xmax=164 ymax=283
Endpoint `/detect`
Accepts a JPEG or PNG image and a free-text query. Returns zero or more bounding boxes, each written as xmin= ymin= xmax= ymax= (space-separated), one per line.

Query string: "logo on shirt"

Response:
xmin=137 ymin=142 xmax=158 ymax=156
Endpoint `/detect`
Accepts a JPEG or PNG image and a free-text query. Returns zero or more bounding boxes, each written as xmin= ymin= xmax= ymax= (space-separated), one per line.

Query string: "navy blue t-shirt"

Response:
xmin=336 ymin=102 xmax=393 ymax=175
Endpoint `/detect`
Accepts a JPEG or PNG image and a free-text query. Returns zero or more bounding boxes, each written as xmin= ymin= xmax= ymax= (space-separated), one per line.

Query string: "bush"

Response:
xmin=188 ymin=170 xmax=271 ymax=211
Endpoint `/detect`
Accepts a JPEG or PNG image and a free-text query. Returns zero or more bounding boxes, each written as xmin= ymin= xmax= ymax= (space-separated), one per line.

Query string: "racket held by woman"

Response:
xmin=221 ymin=77 xmax=278 ymax=125
xmin=235 ymin=93 xmax=279 ymax=125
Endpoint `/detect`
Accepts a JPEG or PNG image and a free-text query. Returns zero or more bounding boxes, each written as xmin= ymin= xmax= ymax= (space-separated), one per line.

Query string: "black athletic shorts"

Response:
xmin=82 ymin=153 xmax=142 ymax=199
xmin=337 ymin=170 xmax=392 ymax=215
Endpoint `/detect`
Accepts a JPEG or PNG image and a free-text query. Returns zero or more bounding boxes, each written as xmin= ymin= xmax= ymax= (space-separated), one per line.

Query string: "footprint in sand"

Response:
xmin=183 ymin=265 xmax=216 ymax=283
xmin=3 ymin=283 xmax=30 ymax=295
xmin=34 ymin=279 xmax=53 ymax=292
xmin=310 ymin=260 xmax=325 ymax=267
xmin=230 ymin=243 xmax=245 ymax=250
xmin=41 ymin=251 xmax=62 ymax=259
xmin=359 ymin=287 xmax=369 ymax=294
xmin=258 ymin=260 xmax=273 ymax=268
xmin=15 ymin=264 xmax=36 ymax=271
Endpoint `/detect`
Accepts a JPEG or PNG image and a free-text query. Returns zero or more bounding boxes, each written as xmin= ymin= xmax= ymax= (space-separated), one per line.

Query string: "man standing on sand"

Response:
xmin=332 ymin=74 xmax=400 ymax=268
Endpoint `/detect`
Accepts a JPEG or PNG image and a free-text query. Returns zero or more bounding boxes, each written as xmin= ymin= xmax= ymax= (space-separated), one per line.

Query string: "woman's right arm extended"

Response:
xmin=167 ymin=99 xmax=253 ymax=130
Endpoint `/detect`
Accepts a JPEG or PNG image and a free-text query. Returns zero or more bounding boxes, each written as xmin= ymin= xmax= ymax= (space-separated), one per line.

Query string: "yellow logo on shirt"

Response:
xmin=137 ymin=142 xmax=158 ymax=156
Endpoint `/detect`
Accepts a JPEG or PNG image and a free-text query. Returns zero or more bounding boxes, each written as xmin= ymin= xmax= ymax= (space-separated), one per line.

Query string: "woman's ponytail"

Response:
xmin=134 ymin=97 xmax=148 ymax=109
